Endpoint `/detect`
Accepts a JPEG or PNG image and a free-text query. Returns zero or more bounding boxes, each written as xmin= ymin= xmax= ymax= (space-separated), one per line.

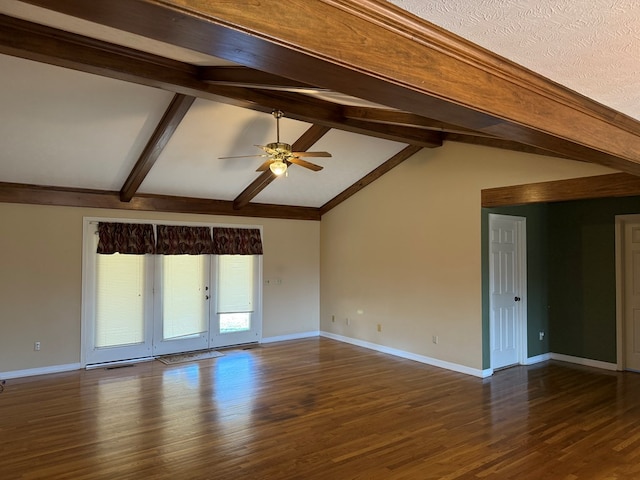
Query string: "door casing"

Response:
xmin=616 ymin=214 xmax=640 ymax=371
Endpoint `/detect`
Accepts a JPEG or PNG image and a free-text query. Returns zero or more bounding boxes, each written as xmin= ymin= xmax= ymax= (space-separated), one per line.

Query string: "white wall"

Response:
xmin=0 ymin=204 xmax=319 ymax=374
xmin=320 ymin=142 xmax=615 ymax=371
xmin=0 ymin=141 xmax=618 ymax=377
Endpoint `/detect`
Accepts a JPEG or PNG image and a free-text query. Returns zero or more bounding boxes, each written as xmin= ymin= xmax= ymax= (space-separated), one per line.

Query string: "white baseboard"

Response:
xmin=261 ymin=331 xmax=320 ymax=344
xmin=320 ymin=331 xmax=487 ymax=378
xmin=524 ymin=353 xmax=551 ymax=365
xmin=0 ymin=344 xmax=617 ymax=382
xmin=0 ymin=362 xmax=82 ymax=380
xmin=550 ymin=353 xmax=618 ymax=371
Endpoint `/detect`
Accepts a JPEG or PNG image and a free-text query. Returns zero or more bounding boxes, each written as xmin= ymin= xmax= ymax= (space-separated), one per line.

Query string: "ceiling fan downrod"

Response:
xmin=273 ymin=110 xmax=283 ymax=143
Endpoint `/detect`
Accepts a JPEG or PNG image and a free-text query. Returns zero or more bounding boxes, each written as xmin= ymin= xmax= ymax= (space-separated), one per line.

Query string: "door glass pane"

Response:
xmin=95 ymin=253 xmax=146 ymax=347
xmin=220 ymin=312 xmax=251 ymax=333
xmin=218 ymin=255 xmax=254 ymax=313
xmin=162 ymin=255 xmax=208 ymax=340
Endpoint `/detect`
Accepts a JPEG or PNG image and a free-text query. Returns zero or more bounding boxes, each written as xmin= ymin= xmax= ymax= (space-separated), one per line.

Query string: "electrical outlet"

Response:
xmin=539 ymin=331 xmax=545 ymax=341
xmin=34 ymin=341 xmax=41 ymax=351
xmin=432 ymin=335 xmax=439 ymax=344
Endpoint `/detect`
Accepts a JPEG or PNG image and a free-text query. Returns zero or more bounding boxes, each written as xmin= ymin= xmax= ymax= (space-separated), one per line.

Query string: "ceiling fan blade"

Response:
xmin=219 ymin=153 xmax=268 ymax=159
xmin=289 ymin=157 xmax=324 ymax=171
xmin=291 ymin=151 xmax=332 ymax=158
xmin=256 ymin=159 xmax=273 ymax=172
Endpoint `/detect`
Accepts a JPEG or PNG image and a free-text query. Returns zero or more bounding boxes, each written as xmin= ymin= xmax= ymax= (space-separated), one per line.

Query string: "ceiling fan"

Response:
xmin=219 ymin=110 xmax=331 ymax=176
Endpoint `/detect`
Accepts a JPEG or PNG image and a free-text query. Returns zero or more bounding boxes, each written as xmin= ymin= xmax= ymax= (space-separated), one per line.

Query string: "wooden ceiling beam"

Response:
xmin=0 ymin=182 xmax=320 ymax=221
xmin=0 ymin=15 xmax=444 ymax=149
xmin=198 ymin=66 xmax=326 ymax=92
xmin=120 ymin=93 xmax=196 ymax=202
xmin=342 ymin=106 xmax=494 ymax=137
xmin=233 ymin=124 xmax=331 ymax=210
xmin=482 ymin=173 xmax=640 ymax=207
xmin=443 ymin=133 xmax=580 ymax=162
xmin=20 ymin=0 xmax=640 ymax=174
xmin=320 ymin=145 xmax=423 ymax=215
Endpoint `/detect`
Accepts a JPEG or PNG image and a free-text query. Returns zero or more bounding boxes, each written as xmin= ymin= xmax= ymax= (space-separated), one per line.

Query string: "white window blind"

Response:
xmin=162 ymin=255 xmax=208 ymax=340
xmin=95 ymin=253 xmax=146 ymax=347
xmin=218 ymin=255 xmax=254 ymax=313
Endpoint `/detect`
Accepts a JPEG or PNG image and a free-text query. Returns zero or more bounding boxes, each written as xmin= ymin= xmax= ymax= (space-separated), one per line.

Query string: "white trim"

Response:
xmin=523 ymin=353 xmax=551 ymax=365
xmin=261 ymin=331 xmax=320 ymax=344
xmin=518 ymin=218 xmax=528 ymax=364
xmin=0 ymin=363 xmax=82 ymax=380
xmin=615 ymin=214 xmax=640 ymax=371
xmin=85 ymin=357 xmax=155 ymax=370
xmin=320 ymin=331 xmax=488 ymax=378
xmin=550 ymin=353 xmax=618 ymax=371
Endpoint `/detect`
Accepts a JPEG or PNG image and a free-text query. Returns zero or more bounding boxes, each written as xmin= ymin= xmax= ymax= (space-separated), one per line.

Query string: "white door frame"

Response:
xmin=615 ymin=214 xmax=640 ymax=370
xmin=82 ymin=217 xmax=263 ymax=367
xmin=488 ymin=214 xmax=528 ymax=371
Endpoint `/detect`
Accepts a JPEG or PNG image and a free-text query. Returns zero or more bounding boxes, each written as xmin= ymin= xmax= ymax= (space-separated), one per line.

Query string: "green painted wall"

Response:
xmin=481 ymin=205 xmax=549 ymax=370
xmin=482 ymin=196 xmax=640 ymax=370
xmin=548 ymin=196 xmax=640 ymax=363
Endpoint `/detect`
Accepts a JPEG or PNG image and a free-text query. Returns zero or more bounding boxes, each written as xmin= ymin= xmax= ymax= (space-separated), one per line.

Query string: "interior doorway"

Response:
xmin=489 ymin=214 xmax=527 ymax=370
xmin=617 ymin=215 xmax=640 ymax=371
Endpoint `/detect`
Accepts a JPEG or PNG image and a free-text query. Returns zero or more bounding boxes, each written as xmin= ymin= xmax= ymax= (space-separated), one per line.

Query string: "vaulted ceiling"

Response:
xmin=1 ymin=0 xmax=640 ymax=220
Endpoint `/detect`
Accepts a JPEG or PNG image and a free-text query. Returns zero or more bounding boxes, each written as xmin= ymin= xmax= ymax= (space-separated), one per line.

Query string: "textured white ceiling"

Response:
xmin=389 ymin=0 xmax=640 ymax=121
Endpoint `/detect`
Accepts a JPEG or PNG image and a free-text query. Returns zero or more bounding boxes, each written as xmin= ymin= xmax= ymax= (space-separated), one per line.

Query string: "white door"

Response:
xmin=624 ymin=221 xmax=640 ymax=371
xmin=210 ymin=255 xmax=262 ymax=348
xmin=84 ymin=220 xmax=263 ymax=365
xmin=489 ymin=214 xmax=527 ymax=370
xmin=84 ymin=223 xmax=154 ymax=365
xmin=155 ymin=254 xmax=262 ymax=354
xmin=153 ymin=255 xmax=211 ymax=355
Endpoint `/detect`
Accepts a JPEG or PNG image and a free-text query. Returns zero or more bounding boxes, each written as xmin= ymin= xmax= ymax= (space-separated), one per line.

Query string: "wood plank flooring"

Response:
xmin=2 ymin=338 xmax=640 ymax=479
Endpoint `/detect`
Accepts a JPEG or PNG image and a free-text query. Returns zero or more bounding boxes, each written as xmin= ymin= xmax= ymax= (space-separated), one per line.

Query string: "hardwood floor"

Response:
xmin=2 ymin=338 xmax=640 ymax=479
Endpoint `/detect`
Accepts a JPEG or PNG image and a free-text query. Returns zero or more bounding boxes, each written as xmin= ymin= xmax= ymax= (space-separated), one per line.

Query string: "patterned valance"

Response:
xmin=156 ymin=225 xmax=214 ymax=255
xmin=212 ymin=228 xmax=263 ymax=255
xmin=97 ymin=223 xmax=155 ymax=255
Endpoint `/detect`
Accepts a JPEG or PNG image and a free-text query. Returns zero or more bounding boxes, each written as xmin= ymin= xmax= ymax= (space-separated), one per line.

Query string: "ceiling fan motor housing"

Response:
xmin=266 ymin=142 xmax=292 ymax=154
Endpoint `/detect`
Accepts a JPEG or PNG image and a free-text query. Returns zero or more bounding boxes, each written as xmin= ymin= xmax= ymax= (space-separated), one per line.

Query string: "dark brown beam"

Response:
xmin=198 ymin=66 xmax=326 ymax=92
xmin=0 ymin=182 xmax=321 ymax=221
xmin=320 ymin=145 xmax=423 ymax=215
xmin=481 ymin=173 xmax=640 ymax=207
xmin=0 ymin=15 xmax=446 ymax=149
xmin=19 ymin=0 xmax=640 ymax=174
xmin=342 ymin=106 xmax=494 ymax=137
xmin=233 ymin=124 xmax=331 ymax=210
xmin=120 ymin=93 xmax=196 ymax=202
xmin=443 ymin=133 xmax=579 ymax=162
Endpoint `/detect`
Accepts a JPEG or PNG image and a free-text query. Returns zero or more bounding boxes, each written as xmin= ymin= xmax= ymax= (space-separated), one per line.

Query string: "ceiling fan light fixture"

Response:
xmin=269 ymin=159 xmax=287 ymax=176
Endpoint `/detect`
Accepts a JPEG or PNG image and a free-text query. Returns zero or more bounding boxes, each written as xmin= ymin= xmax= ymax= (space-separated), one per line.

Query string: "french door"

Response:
xmin=83 ymin=221 xmax=262 ymax=366
xmin=153 ymin=254 xmax=210 ymax=355
xmin=153 ymin=254 xmax=261 ymax=355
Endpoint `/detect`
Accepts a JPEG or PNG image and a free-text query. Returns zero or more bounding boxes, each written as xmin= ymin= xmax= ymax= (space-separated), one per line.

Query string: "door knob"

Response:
xmin=514 ymin=296 xmax=521 ymax=302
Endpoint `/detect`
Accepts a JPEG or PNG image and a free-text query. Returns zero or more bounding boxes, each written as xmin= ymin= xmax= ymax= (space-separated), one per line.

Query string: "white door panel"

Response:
xmin=489 ymin=214 xmax=526 ymax=370
xmin=624 ymin=223 xmax=640 ymax=371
